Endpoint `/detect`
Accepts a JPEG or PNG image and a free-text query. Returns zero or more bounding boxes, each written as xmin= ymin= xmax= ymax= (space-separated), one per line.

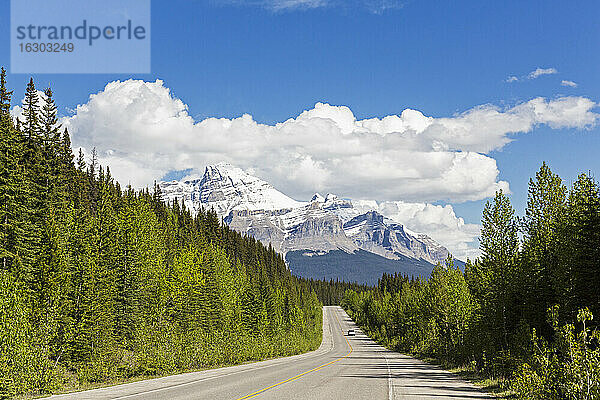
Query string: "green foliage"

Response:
xmin=512 ymin=307 xmax=600 ymax=399
xmin=520 ymin=163 xmax=568 ymax=337
xmin=0 ymin=75 xmax=323 ymax=398
xmin=342 ymin=163 xmax=600 ymax=399
xmin=342 ymin=258 xmax=474 ymax=364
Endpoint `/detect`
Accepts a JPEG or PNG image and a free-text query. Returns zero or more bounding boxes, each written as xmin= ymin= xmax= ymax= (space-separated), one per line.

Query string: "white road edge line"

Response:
xmin=385 ymin=353 xmax=394 ymax=400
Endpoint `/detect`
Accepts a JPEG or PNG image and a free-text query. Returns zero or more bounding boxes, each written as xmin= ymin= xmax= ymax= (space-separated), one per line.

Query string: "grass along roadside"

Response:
xmin=25 ymin=341 xmax=324 ymax=400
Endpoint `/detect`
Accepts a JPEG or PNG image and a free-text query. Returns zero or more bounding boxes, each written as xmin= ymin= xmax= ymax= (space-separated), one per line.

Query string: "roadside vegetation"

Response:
xmin=342 ymin=163 xmax=600 ymax=399
xmin=0 ymin=72 xmax=322 ymax=398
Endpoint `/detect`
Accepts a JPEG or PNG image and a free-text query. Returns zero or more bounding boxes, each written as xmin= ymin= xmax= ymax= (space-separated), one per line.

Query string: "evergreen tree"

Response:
xmin=76 ymin=148 xmax=86 ymax=172
xmin=559 ymin=174 xmax=600 ymax=321
xmin=479 ymin=190 xmax=520 ymax=354
xmin=0 ymin=67 xmax=12 ymax=120
xmin=520 ymin=163 xmax=567 ymax=335
xmin=39 ymin=88 xmax=61 ymax=197
xmin=40 ymin=87 xmax=60 ymax=143
xmin=22 ymin=78 xmax=41 ymax=140
xmin=0 ymin=67 xmax=17 ymax=271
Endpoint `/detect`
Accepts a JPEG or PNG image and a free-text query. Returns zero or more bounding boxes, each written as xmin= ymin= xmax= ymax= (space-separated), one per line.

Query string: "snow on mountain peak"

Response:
xmin=311 ymin=193 xmax=325 ymax=203
xmin=202 ymin=162 xmax=246 ymax=182
xmin=160 ymin=163 xmax=304 ymax=217
xmin=324 ymin=193 xmax=338 ymax=202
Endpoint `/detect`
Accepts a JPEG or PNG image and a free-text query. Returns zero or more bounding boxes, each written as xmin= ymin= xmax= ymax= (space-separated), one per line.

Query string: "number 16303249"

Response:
xmin=19 ymin=42 xmax=74 ymax=52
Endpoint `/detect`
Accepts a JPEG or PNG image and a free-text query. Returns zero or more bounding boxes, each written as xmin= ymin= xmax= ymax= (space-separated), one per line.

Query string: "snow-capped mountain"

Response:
xmin=160 ymin=163 xmax=304 ymax=216
xmin=159 ymin=163 xmax=455 ymax=281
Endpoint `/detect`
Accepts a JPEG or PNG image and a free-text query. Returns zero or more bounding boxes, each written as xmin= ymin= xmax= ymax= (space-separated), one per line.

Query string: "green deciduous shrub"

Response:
xmin=512 ymin=307 xmax=600 ymax=400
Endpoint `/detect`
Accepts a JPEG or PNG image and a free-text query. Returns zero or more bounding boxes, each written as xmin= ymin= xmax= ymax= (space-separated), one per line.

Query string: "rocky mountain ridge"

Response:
xmin=160 ymin=163 xmax=452 ymax=267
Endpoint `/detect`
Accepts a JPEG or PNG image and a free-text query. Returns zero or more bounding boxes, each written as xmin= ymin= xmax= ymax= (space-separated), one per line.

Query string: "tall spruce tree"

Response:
xmin=0 ymin=67 xmax=11 ymax=119
xmin=22 ymin=78 xmax=41 ymax=141
xmin=0 ymin=67 xmax=17 ymax=271
xmin=8 ymin=79 xmax=45 ymax=284
xmin=479 ymin=190 xmax=520 ymax=351
xmin=520 ymin=163 xmax=567 ymax=334
xmin=39 ymin=88 xmax=61 ymax=194
xmin=560 ymin=174 xmax=600 ymax=321
xmin=40 ymin=88 xmax=59 ymax=142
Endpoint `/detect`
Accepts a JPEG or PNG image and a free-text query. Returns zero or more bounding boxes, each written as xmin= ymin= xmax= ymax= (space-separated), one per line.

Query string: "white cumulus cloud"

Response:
xmin=58 ymin=79 xmax=600 ymax=260
xmin=528 ymin=67 xmax=558 ymax=79
xmin=62 ymin=79 xmax=598 ymax=205
xmin=561 ymin=80 xmax=578 ymax=88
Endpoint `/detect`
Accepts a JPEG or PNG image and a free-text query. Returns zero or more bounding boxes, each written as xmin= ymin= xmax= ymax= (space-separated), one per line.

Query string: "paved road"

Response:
xmin=45 ymin=306 xmax=491 ymax=400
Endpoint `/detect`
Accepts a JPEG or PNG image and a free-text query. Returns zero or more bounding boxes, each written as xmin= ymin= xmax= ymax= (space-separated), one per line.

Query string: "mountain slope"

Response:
xmin=225 ymin=204 xmax=357 ymax=254
xmin=286 ymin=250 xmax=436 ymax=285
xmin=159 ymin=163 xmax=458 ymax=282
xmin=342 ymin=211 xmax=449 ymax=265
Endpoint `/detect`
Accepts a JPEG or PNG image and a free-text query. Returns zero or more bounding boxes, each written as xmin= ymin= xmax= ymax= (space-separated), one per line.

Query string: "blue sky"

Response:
xmin=1 ymin=0 xmax=599 ymax=257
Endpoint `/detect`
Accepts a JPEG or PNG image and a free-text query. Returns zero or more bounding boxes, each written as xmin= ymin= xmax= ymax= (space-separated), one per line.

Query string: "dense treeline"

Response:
xmin=300 ymin=278 xmax=372 ymax=305
xmin=0 ymin=71 xmax=322 ymax=398
xmin=342 ymin=163 xmax=600 ymax=399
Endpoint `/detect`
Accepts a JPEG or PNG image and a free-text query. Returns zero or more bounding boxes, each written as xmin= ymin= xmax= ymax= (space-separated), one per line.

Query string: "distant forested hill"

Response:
xmin=286 ymin=249 xmax=438 ymax=285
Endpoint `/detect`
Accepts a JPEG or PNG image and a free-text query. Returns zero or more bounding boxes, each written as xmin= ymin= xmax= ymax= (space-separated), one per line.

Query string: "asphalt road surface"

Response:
xmin=45 ymin=306 xmax=491 ymax=400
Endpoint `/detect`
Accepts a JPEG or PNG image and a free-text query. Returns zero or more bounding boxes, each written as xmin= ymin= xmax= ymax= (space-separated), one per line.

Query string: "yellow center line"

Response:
xmin=233 ymin=308 xmax=353 ymax=400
